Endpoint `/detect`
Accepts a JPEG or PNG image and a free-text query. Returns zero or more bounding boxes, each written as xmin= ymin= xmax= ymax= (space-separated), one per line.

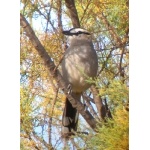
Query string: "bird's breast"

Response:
xmin=61 ymin=45 xmax=98 ymax=93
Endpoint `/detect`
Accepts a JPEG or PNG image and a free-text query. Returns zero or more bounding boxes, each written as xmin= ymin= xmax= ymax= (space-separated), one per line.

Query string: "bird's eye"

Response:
xmin=74 ymin=31 xmax=82 ymax=36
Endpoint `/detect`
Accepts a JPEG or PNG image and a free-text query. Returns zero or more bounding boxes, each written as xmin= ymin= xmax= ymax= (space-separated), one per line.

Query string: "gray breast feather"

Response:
xmin=61 ymin=44 xmax=98 ymax=93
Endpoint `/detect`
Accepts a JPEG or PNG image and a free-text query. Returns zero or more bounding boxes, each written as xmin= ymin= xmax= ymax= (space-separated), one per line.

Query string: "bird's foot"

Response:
xmin=67 ymin=84 xmax=72 ymax=94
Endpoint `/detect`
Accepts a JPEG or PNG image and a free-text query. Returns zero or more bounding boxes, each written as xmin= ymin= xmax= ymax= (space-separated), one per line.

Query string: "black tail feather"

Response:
xmin=62 ymin=95 xmax=80 ymax=138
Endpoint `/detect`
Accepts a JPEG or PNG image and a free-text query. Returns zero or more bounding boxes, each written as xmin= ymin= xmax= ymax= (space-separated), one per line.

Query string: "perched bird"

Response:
xmin=61 ymin=28 xmax=98 ymax=138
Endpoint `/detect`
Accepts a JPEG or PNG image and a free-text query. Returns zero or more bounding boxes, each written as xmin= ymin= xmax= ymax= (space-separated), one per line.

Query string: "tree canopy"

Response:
xmin=20 ymin=0 xmax=129 ymax=149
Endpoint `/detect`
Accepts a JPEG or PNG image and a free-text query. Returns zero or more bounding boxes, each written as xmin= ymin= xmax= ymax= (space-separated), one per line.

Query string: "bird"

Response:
xmin=61 ymin=27 xmax=98 ymax=138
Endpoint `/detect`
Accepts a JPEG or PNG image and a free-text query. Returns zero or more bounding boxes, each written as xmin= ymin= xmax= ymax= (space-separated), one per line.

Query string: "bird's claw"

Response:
xmin=67 ymin=84 xmax=72 ymax=94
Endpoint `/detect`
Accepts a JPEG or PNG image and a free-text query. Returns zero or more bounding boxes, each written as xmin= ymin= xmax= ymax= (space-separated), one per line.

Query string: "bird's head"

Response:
xmin=63 ymin=28 xmax=91 ymax=36
xmin=63 ymin=28 xmax=92 ymax=45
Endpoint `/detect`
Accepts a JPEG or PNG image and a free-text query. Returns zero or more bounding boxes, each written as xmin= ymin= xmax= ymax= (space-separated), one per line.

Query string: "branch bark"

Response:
xmin=32 ymin=131 xmax=54 ymax=149
xmin=20 ymin=13 xmax=96 ymax=130
xmin=91 ymin=85 xmax=106 ymax=120
xmin=57 ymin=0 xmax=63 ymax=32
xmin=64 ymin=0 xmax=80 ymax=27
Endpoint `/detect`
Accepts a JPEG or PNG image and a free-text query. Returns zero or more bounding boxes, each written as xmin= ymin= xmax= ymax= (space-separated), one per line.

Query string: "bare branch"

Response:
xmin=57 ymin=0 xmax=63 ymax=32
xmin=64 ymin=0 xmax=80 ymax=27
xmin=84 ymin=97 xmax=99 ymax=119
xmin=82 ymin=92 xmax=95 ymax=104
xmin=91 ymin=86 xmax=106 ymax=120
xmin=32 ymin=131 xmax=54 ymax=149
xmin=70 ymin=138 xmax=80 ymax=149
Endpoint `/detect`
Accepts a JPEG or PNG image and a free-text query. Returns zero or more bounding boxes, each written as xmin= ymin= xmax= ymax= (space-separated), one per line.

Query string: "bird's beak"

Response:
xmin=62 ymin=31 xmax=70 ymax=35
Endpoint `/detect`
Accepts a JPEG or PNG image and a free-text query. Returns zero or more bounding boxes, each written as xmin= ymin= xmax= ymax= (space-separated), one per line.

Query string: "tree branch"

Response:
xmin=83 ymin=95 xmax=99 ymax=119
xmin=98 ymin=13 xmax=122 ymax=47
xmin=57 ymin=0 xmax=63 ymax=32
xmin=32 ymin=131 xmax=54 ymax=149
xmin=64 ymin=0 xmax=80 ymax=27
xmin=91 ymin=85 xmax=106 ymax=120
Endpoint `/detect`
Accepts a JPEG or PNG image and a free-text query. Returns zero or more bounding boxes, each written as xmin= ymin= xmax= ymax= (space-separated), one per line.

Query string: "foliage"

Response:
xmin=20 ymin=0 xmax=129 ymax=149
xmin=87 ymin=107 xmax=129 ymax=150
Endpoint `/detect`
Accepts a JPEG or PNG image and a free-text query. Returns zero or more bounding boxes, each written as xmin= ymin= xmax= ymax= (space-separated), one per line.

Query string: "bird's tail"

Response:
xmin=61 ymin=93 xmax=80 ymax=138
